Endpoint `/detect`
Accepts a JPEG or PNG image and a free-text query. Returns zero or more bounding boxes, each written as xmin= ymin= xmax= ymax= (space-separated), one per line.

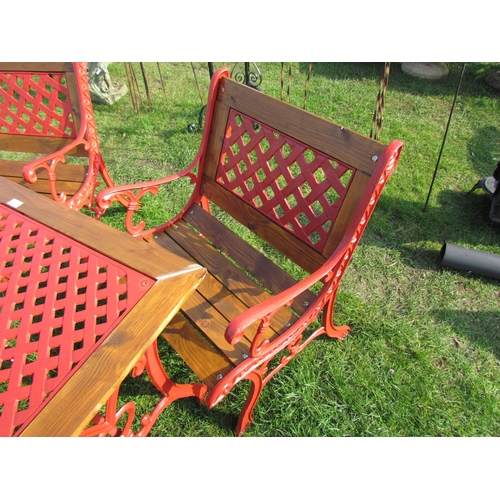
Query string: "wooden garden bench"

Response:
xmin=96 ymin=67 xmax=404 ymax=435
xmin=0 ymin=62 xmax=115 ymax=216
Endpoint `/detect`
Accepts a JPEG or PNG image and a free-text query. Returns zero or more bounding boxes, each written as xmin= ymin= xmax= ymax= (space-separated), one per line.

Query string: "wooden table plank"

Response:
xmin=20 ymin=272 xmax=205 ymax=436
xmin=0 ymin=177 xmax=197 ymax=280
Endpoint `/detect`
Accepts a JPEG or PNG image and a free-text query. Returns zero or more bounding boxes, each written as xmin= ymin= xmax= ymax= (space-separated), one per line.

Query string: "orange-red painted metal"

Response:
xmin=96 ymin=68 xmax=231 ymax=237
xmin=0 ymin=72 xmax=76 ymax=137
xmin=216 ymin=109 xmax=354 ymax=252
xmin=80 ymin=340 xmax=207 ymax=437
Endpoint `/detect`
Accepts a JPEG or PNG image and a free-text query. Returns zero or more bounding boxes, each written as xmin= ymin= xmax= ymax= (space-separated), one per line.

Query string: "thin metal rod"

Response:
xmin=280 ymin=63 xmax=285 ymax=101
xmin=125 ymin=63 xmax=140 ymax=114
xmin=140 ymin=62 xmax=153 ymax=110
xmin=303 ymin=62 xmax=313 ymax=110
xmin=157 ymin=63 xmax=167 ymax=102
xmin=129 ymin=63 xmax=144 ymax=111
xmin=191 ymin=63 xmax=204 ymax=106
xmin=423 ymin=62 xmax=467 ymax=212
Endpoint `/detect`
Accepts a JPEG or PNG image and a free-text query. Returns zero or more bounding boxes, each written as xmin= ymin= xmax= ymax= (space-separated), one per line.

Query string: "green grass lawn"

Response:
xmin=93 ymin=62 xmax=500 ymax=437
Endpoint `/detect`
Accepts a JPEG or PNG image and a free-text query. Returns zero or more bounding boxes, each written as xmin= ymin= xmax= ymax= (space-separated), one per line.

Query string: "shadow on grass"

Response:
xmin=297 ymin=62 xmax=500 ymax=99
xmin=468 ymin=125 xmax=500 ymax=177
xmin=368 ymin=187 xmax=500 ymax=271
xmin=431 ymin=309 xmax=500 ymax=360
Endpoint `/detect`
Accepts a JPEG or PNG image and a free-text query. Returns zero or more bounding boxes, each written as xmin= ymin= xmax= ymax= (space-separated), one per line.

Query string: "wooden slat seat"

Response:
xmin=96 ymin=67 xmax=404 ymax=435
xmin=0 ymin=159 xmax=87 ymax=198
xmin=150 ymin=203 xmax=311 ymax=390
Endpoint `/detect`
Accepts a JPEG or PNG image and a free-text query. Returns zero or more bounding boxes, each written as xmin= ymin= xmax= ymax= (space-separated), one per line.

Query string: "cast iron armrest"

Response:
xmin=224 ymin=138 xmax=404 ymax=354
xmin=224 ymin=231 xmax=354 ymax=354
xmin=96 ymin=66 xmax=231 ymax=237
xmin=23 ymin=139 xmax=89 ymax=202
xmin=96 ymin=154 xmax=202 ymax=237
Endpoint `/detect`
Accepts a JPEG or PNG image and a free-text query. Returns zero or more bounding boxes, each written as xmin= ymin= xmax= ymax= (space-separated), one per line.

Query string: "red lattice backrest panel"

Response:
xmin=0 ymin=205 xmax=153 ymax=436
xmin=215 ymin=110 xmax=354 ymax=253
xmin=0 ymin=71 xmax=77 ymax=137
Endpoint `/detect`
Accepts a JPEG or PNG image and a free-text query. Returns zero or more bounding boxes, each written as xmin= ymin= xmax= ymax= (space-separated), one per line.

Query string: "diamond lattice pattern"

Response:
xmin=216 ymin=110 xmax=354 ymax=252
xmin=0 ymin=72 xmax=76 ymax=137
xmin=0 ymin=206 xmax=152 ymax=436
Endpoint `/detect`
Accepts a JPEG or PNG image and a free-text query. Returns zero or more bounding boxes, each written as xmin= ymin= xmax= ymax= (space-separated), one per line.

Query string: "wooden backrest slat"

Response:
xmin=0 ymin=62 xmax=73 ymax=72
xmin=64 ymin=70 xmax=82 ymax=132
xmin=217 ymin=78 xmax=386 ymax=174
xmin=0 ymin=160 xmax=87 ymax=182
xmin=0 ymin=135 xmax=88 ymax=156
xmin=203 ymin=100 xmax=231 ymax=180
xmin=321 ymin=170 xmax=371 ymax=258
xmin=185 ymin=203 xmax=316 ymax=315
xmin=201 ymin=177 xmax=326 ymax=273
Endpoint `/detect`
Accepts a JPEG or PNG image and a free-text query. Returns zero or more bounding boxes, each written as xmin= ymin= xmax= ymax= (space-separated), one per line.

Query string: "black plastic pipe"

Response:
xmin=440 ymin=242 xmax=500 ymax=280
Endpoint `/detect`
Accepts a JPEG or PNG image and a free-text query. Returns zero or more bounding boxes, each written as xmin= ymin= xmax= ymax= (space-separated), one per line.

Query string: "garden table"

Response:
xmin=0 ymin=177 xmax=206 ymax=436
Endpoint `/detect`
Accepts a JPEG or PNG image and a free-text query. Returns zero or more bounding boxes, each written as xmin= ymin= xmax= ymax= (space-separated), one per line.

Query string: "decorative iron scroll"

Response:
xmin=231 ymin=62 xmax=263 ymax=90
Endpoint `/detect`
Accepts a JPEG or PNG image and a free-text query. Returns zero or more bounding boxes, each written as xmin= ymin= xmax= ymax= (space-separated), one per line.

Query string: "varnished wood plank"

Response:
xmin=0 ymin=159 xmax=87 ymax=182
xmin=0 ymin=176 xmax=82 ymax=197
xmin=154 ymin=233 xmax=264 ymax=332
xmin=165 ymin=221 xmax=297 ymax=334
xmin=218 ymin=77 xmax=385 ymax=175
xmin=151 ymin=231 xmax=267 ymax=342
xmin=162 ymin=313 xmax=234 ymax=389
xmin=20 ymin=271 xmax=205 ymax=436
xmin=153 ymin=228 xmax=293 ymax=352
xmin=0 ymin=62 xmax=73 ymax=73
xmin=203 ymin=100 xmax=231 ymax=180
xmin=65 ymin=71 xmax=83 ymax=131
xmin=180 ymin=284 xmax=251 ymax=365
xmin=0 ymin=177 xmax=200 ymax=280
xmin=185 ymin=204 xmax=317 ymax=316
xmin=201 ymin=177 xmax=326 ymax=273
xmin=0 ymin=135 xmax=87 ymax=156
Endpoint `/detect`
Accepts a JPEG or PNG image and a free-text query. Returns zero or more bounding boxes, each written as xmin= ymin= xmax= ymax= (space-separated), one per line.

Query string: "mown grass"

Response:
xmin=93 ymin=62 xmax=500 ymax=437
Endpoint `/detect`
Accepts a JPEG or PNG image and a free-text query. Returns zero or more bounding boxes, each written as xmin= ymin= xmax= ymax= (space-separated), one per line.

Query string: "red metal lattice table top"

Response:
xmin=216 ymin=110 xmax=355 ymax=252
xmin=0 ymin=204 xmax=153 ymax=436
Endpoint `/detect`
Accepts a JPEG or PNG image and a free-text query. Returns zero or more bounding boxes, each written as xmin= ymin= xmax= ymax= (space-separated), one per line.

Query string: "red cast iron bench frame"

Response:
xmin=97 ymin=67 xmax=404 ymax=435
xmin=0 ymin=62 xmax=115 ymax=216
